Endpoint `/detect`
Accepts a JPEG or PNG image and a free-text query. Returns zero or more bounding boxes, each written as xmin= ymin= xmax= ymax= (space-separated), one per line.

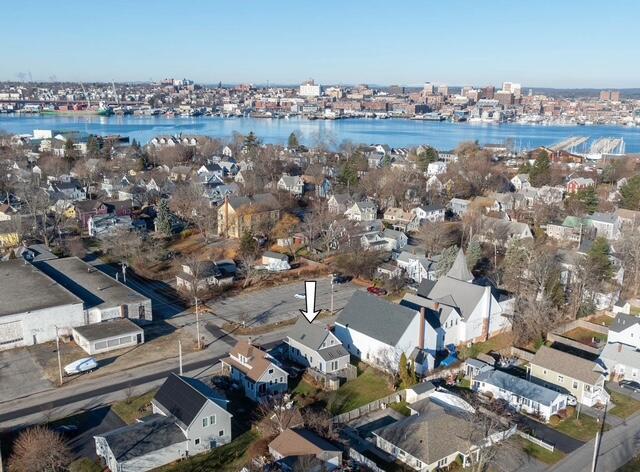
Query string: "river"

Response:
xmin=0 ymin=114 xmax=639 ymax=152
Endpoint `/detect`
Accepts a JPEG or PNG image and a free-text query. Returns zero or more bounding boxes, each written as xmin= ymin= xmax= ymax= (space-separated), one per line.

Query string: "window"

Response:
xmin=195 ymin=438 xmax=200 ymax=446
xmin=209 ymin=415 xmax=216 ymax=425
xmin=268 ymin=368 xmax=274 ymax=374
xmin=219 ymin=430 xmax=224 ymax=437
xmin=279 ymin=377 xmax=283 ymax=382
xmin=558 ymin=375 xmax=564 ymax=383
xmin=203 ymin=417 xmax=209 ymax=428
xmin=543 ymin=369 xmax=548 ymax=375
xmin=438 ymin=458 xmax=448 ymax=467
xmin=573 ymin=380 xmax=578 ymax=389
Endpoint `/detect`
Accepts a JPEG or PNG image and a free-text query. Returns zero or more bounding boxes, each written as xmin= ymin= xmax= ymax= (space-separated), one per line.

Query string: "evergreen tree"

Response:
xmin=466 ymin=237 xmax=482 ymax=271
xmin=398 ymin=352 xmax=417 ymax=389
xmin=287 ymin=132 xmax=299 ymax=149
xmin=587 ymin=237 xmax=613 ymax=284
xmin=620 ymin=175 xmax=640 ymax=211
xmin=435 ymin=245 xmax=459 ymax=278
xmin=415 ymin=146 xmax=438 ymax=172
xmin=86 ymin=136 xmax=100 ymax=159
xmin=338 ymin=161 xmax=359 ymax=189
xmin=570 ymin=187 xmax=599 ymax=214
xmin=156 ymin=199 xmax=173 ymax=236
xmin=239 ymin=230 xmax=258 ymax=258
xmin=243 ymin=131 xmax=259 ymax=149
xmin=529 ymin=150 xmax=551 ymax=186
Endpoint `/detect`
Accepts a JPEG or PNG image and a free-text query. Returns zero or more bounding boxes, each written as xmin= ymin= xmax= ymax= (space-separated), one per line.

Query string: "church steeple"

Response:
xmin=446 ymin=248 xmax=473 ymax=282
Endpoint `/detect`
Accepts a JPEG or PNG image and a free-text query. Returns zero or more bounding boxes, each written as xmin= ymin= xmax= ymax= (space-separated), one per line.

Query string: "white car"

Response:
xmin=566 ymin=395 xmax=577 ymax=406
xmin=64 ymin=357 xmax=98 ymax=376
xmin=294 ymin=293 xmax=306 ymax=300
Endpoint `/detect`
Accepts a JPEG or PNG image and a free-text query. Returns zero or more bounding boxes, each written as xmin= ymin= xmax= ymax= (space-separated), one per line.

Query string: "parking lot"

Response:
xmin=207 ymin=279 xmax=360 ymax=327
xmin=0 ymin=348 xmax=53 ymax=403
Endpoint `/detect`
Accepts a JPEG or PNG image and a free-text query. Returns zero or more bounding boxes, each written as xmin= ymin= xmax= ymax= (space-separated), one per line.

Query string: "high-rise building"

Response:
xmin=437 ymin=84 xmax=449 ymax=96
xmin=502 ymin=82 xmax=521 ymax=99
xmin=495 ymin=90 xmax=514 ymax=107
xmin=481 ymin=86 xmax=495 ymax=99
xmin=610 ymin=90 xmax=621 ymax=101
xmin=600 ymin=90 xmax=611 ymax=101
xmin=299 ymin=80 xmax=321 ymax=97
xmin=423 ymin=82 xmax=434 ymax=95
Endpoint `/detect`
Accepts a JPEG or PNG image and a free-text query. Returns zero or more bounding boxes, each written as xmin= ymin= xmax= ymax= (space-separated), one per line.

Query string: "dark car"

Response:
xmin=332 ymin=275 xmax=351 ymax=284
xmin=620 ymin=380 xmax=640 ymax=392
xmin=53 ymin=424 xmax=78 ymax=436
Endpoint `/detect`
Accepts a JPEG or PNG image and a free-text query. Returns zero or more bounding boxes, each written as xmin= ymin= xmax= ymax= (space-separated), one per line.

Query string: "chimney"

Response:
xmin=418 ymin=307 xmax=425 ymax=350
xmin=434 ymin=302 xmax=440 ymax=311
xmin=618 ymin=343 xmax=623 ymax=353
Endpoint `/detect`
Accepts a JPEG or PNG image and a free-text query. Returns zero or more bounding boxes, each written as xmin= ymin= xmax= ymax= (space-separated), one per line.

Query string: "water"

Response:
xmin=1 ymin=114 xmax=639 ymax=152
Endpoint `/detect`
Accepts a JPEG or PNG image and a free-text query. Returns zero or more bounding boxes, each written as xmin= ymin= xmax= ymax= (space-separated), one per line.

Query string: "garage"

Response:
xmin=72 ymin=319 xmax=144 ymax=355
xmin=0 ymin=320 xmax=24 ymax=346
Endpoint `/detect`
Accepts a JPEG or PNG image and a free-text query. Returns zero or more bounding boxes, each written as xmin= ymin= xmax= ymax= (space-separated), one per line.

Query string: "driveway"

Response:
xmin=0 ymin=348 xmax=53 ymax=403
xmin=207 ymin=279 xmax=360 ymax=327
xmin=518 ymin=415 xmax=584 ymax=453
xmin=607 ymin=380 xmax=640 ymax=402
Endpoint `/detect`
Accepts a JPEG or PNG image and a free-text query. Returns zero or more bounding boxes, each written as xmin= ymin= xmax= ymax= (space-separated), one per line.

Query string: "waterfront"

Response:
xmin=1 ymin=114 xmax=639 ymax=152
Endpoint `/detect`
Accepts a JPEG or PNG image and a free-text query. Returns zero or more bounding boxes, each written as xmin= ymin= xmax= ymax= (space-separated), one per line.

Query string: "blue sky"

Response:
xmin=1 ymin=0 xmax=637 ymax=88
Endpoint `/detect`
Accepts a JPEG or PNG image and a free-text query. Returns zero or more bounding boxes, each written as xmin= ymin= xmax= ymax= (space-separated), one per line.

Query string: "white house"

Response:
xmin=511 ymin=174 xmax=531 ymax=191
xmin=426 ymin=161 xmax=447 ymax=177
xmin=344 ymin=201 xmax=377 ymax=221
xmin=472 ymin=368 xmax=568 ymax=422
xmin=448 ymin=198 xmax=470 ymax=217
xmin=277 ymin=174 xmax=304 ymax=196
xmin=261 ymin=251 xmax=291 ymax=271
xmin=412 ymin=205 xmax=445 ymax=224
xmin=396 ymin=251 xmax=438 ymax=283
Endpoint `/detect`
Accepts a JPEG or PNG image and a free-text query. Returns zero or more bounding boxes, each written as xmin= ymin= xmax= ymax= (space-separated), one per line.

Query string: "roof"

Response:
xmin=475 ymin=369 xmax=564 ymax=406
xmin=223 ymin=340 xmax=281 ymax=382
xmin=599 ymin=343 xmax=640 ymax=370
xmin=418 ymin=276 xmax=489 ymax=322
xmin=98 ymin=414 xmax=186 ymax=462
xmin=336 ymin=291 xmax=418 ymax=347
xmin=269 ymin=428 xmax=341 ymax=457
xmin=408 ymin=381 xmax=436 ymax=395
xmin=609 ymin=313 xmax=640 ymax=333
xmin=262 ymin=251 xmax=288 ymax=261
xmin=373 ymin=401 xmax=477 ymax=465
xmin=447 ymin=248 xmax=473 ymax=282
xmin=226 ymin=193 xmax=280 ymax=213
xmin=35 ymin=257 xmax=149 ymax=311
xmin=0 ymin=259 xmax=83 ymax=317
xmin=531 ymin=346 xmax=604 ymax=385
xmin=72 ymin=318 xmax=142 ymax=342
xmin=153 ymin=373 xmax=228 ymax=429
xmin=287 ymin=318 xmax=349 ymax=360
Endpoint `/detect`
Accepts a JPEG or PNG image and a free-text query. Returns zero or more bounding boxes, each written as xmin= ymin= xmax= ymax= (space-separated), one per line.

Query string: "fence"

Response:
xmin=518 ymin=431 xmax=555 ymax=452
xmin=546 ymin=333 xmax=602 ymax=355
xmin=348 ymin=449 xmax=386 ymax=472
xmin=424 ymin=366 xmax=462 ymax=382
xmin=509 ymin=346 xmax=536 ymax=362
xmin=333 ymin=390 xmax=406 ymax=424
xmin=304 ymin=364 xmax=358 ymax=391
xmin=555 ymin=318 xmax=609 ymax=336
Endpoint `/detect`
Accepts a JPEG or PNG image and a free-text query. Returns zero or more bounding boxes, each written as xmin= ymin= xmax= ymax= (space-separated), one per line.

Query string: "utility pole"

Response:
xmin=195 ymin=297 xmax=201 ymax=350
xmin=179 ymin=340 xmax=183 ymax=375
xmin=330 ymin=274 xmax=334 ymax=314
xmin=55 ymin=326 xmax=63 ymax=386
xmin=591 ymin=397 xmax=609 ymax=472
xmin=121 ymin=262 xmax=127 ymax=284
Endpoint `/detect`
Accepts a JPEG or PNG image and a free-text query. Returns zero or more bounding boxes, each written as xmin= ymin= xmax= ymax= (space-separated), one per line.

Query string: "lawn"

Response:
xmin=518 ymin=437 xmax=566 ymax=465
xmin=458 ymin=332 xmax=513 ymax=359
xmin=563 ymin=327 xmax=607 ymax=346
xmin=552 ymin=413 xmax=604 ymax=441
xmin=389 ymin=401 xmax=411 ymax=416
xmin=328 ymin=367 xmax=395 ymax=415
xmin=158 ymin=430 xmax=261 ymax=472
xmin=609 ymin=390 xmax=640 ymax=419
xmin=620 ymin=454 xmax=640 ymax=471
xmin=69 ymin=458 xmax=103 ymax=472
xmin=292 ymin=379 xmax=318 ymax=397
xmin=111 ymin=389 xmax=157 ymax=424
xmin=590 ymin=314 xmax=615 ymax=327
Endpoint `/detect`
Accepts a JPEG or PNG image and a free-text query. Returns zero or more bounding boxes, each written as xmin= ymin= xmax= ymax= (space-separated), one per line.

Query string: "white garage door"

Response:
xmin=0 ymin=320 xmax=24 ymax=345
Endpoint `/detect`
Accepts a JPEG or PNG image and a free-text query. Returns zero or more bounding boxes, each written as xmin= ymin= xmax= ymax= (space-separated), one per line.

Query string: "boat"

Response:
xmin=97 ymin=101 xmax=114 ymax=116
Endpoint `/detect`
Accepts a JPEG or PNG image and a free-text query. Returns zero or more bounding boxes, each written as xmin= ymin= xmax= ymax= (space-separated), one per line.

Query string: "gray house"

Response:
xmin=286 ymin=318 xmax=351 ymax=375
xmin=95 ymin=373 xmax=232 ymax=471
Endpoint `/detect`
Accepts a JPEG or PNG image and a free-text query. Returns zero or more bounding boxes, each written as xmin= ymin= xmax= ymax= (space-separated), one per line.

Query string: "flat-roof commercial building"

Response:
xmin=0 ymin=259 xmax=85 ymax=349
xmin=73 ymin=318 xmax=144 ymax=355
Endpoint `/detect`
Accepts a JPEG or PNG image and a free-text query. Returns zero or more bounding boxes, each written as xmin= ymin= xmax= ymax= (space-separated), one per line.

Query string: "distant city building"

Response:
xmin=495 ymin=90 xmax=514 ymax=107
xmin=299 ymin=80 xmax=321 ymax=97
xmin=437 ymin=84 xmax=449 ymax=96
xmin=423 ymin=82 xmax=434 ymax=95
xmin=481 ymin=85 xmax=496 ymax=99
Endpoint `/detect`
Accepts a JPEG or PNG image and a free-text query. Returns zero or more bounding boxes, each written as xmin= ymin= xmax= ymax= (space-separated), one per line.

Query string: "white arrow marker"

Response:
xmin=300 ymin=280 xmax=321 ymax=323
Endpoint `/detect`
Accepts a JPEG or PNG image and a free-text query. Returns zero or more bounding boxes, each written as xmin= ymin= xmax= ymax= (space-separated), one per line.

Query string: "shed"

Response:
xmin=73 ymin=318 xmax=144 ymax=355
xmin=405 ymin=381 xmax=436 ymax=403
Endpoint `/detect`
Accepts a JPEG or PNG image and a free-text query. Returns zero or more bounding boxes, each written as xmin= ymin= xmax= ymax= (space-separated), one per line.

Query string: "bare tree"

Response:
xmin=8 ymin=426 xmax=71 ymax=472
xmin=257 ymin=394 xmax=303 ymax=436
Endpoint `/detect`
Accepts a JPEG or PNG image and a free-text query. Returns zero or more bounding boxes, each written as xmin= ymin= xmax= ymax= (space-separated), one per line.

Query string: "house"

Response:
xmin=0 ymin=203 xmax=17 ymax=221
xmin=88 ymin=214 xmax=135 ymax=238
xmin=566 ymin=177 xmax=595 ymax=194
xmin=510 ymin=174 xmax=531 ymax=191
xmin=150 ymin=135 xmax=178 ymax=147
xmin=478 ymin=216 xmax=533 ymax=247
xmin=383 ymin=207 xmax=420 ymax=232
xmin=327 ymin=194 xmax=354 ymax=214
xmin=608 ymin=313 xmax=640 ymax=347
xmin=412 ymin=204 xmax=445 ymax=224
xmin=396 ymin=251 xmax=438 ymax=283
xmin=448 ymin=198 xmax=470 ymax=217
xmin=277 ymin=174 xmax=305 ymax=196
xmin=599 ymin=342 xmax=640 ymax=382
xmin=175 ymin=260 xmax=236 ymax=292
xmin=472 ymin=368 xmax=568 ymax=422
xmin=302 ymin=175 xmax=332 ymax=198
xmin=95 ymin=373 xmax=232 ymax=472
xmin=529 ymin=346 xmax=609 ymax=407
xmin=261 ymin=251 xmax=291 ymax=271
xmin=333 ymin=292 xmax=429 ymax=373
xmin=586 ymin=212 xmax=621 ymax=241
xmin=285 ymin=318 xmax=351 ymax=375
xmin=372 ymin=399 xmax=513 ymax=471
xmin=361 ymin=228 xmax=408 ymax=252
xmin=426 ymin=161 xmax=447 ymax=177
xmin=197 ymin=163 xmax=224 ymax=181
xmin=344 ymin=201 xmax=377 ymax=221
xmin=217 ymin=193 xmax=281 ymax=238
xmin=268 ymin=428 xmax=342 ymax=472
xmin=426 ymin=175 xmax=443 ymax=194
xmin=220 ymin=340 xmax=288 ymax=402
xmin=416 ymin=249 xmax=512 ymax=345
xmin=377 ymin=262 xmax=403 ymax=279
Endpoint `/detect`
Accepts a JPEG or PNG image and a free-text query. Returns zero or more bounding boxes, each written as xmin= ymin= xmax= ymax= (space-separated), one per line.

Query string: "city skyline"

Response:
xmin=1 ymin=0 xmax=638 ymax=88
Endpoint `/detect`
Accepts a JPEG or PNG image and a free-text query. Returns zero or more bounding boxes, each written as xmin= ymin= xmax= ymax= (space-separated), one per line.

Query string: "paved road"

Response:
xmin=550 ymin=412 xmax=640 ymax=472
xmin=207 ymin=279 xmax=359 ymax=327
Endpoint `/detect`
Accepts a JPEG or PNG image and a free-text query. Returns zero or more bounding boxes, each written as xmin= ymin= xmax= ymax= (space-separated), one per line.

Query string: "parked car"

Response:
xmin=332 ymin=275 xmax=350 ymax=284
xmin=367 ymin=286 xmax=387 ymax=296
xmin=64 ymin=357 xmax=98 ymax=376
xmin=53 ymin=424 xmax=78 ymax=436
xmin=294 ymin=293 xmax=306 ymax=300
xmin=566 ymin=395 xmax=577 ymax=406
xmin=620 ymin=380 xmax=640 ymax=393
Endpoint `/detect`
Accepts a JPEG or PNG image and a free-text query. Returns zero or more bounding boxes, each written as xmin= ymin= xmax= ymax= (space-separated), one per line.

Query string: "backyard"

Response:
xmin=609 ymin=390 xmax=640 ymax=419
xmin=551 ymin=412 xmax=604 ymax=441
xmin=563 ymin=327 xmax=607 ymax=346
xmin=327 ymin=365 xmax=395 ymax=415
xmin=111 ymin=389 xmax=157 ymax=424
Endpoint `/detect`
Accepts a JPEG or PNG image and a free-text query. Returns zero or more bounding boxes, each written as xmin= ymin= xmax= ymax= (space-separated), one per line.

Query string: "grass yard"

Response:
xmin=620 ymin=454 xmax=640 ymax=471
xmin=609 ymin=390 xmax=640 ymax=419
xmin=518 ymin=437 xmax=566 ymax=465
xmin=590 ymin=314 xmax=615 ymax=327
xmin=69 ymin=458 xmax=103 ymax=472
xmin=458 ymin=332 xmax=513 ymax=359
xmin=389 ymin=401 xmax=411 ymax=416
xmin=328 ymin=366 xmax=394 ymax=415
xmin=552 ymin=413 xmax=604 ymax=441
xmin=292 ymin=379 xmax=319 ymax=397
xmin=159 ymin=430 xmax=261 ymax=472
xmin=563 ymin=327 xmax=607 ymax=346
xmin=111 ymin=389 xmax=157 ymax=424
